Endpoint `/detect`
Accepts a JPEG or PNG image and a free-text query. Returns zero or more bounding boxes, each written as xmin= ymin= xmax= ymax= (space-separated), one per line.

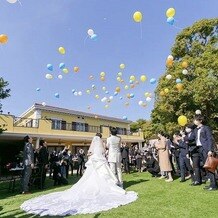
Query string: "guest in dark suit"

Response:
xmin=146 ymin=152 xmax=160 ymax=177
xmin=121 ymin=143 xmax=130 ymax=173
xmin=38 ymin=140 xmax=49 ymax=189
xmin=21 ymin=135 xmax=34 ymax=194
xmin=77 ymin=149 xmax=85 ymax=176
xmin=194 ymin=115 xmax=217 ymax=191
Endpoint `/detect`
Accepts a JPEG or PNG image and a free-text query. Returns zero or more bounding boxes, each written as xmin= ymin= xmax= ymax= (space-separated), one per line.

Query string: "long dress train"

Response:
xmin=20 ymin=136 xmax=138 ymax=216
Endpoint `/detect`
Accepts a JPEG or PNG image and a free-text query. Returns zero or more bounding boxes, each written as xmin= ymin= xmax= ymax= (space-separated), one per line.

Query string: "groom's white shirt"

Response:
xmin=107 ymin=135 xmax=122 ymax=163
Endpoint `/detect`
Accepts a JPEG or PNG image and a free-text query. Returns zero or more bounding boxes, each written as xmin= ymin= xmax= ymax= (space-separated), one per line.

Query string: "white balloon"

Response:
xmin=146 ymin=97 xmax=152 ymax=102
xmin=87 ymin=29 xmax=94 ymax=36
xmin=167 ymin=55 xmax=174 ymax=61
xmin=166 ymin=74 xmax=172 ymax=80
xmin=74 ymin=92 xmax=78 ymax=96
xmin=138 ymin=101 xmax=143 ymax=106
xmin=45 ymin=74 xmax=53 ymax=80
xmin=109 ymin=96 xmax=113 ymax=100
xmin=78 ymin=91 xmax=82 ymax=96
xmin=101 ymin=97 xmax=107 ymax=102
xmin=195 ymin=110 xmax=201 ymax=115
xmin=7 ymin=0 xmax=18 ymax=3
xmin=182 ymin=69 xmax=188 ymax=75
xmin=42 ymin=102 xmax=46 ymax=106
xmin=58 ymin=75 xmax=63 ymax=79
xmin=102 ymin=86 xmax=106 ymax=91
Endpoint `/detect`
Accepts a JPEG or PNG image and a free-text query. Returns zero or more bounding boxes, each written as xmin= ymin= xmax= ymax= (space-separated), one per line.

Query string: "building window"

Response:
xmin=72 ymin=122 xmax=88 ymax=132
xmin=51 ymin=119 xmax=62 ymax=130
xmin=116 ymin=127 xmax=127 ymax=135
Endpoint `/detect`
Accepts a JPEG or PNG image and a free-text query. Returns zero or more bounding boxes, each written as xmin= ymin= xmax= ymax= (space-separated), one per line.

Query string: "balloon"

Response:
xmin=167 ymin=17 xmax=175 ymax=25
xmin=160 ymin=91 xmax=165 ymax=96
xmin=117 ymin=77 xmax=122 ymax=82
xmin=119 ymin=96 xmax=123 ymax=100
xmin=92 ymin=85 xmax=96 ymax=89
xmin=150 ymin=78 xmax=156 ymax=84
xmin=87 ymin=106 xmax=91 ymax=110
xmin=182 ymin=61 xmax=188 ymax=68
xmin=117 ymin=72 xmax=122 ymax=77
xmin=182 ymin=69 xmax=188 ymax=75
xmin=55 ymin=93 xmax=60 ymax=98
xmin=144 ymin=92 xmax=150 ymax=97
xmin=62 ymin=68 xmax=69 ymax=74
xmin=7 ymin=0 xmax=18 ymax=3
xmin=133 ymin=11 xmax=142 ymax=22
xmin=130 ymin=75 xmax=136 ymax=81
xmin=126 ymin=93 xmax=131 ymax=99
xmin=195 ymin=110 xmax=201 ymax=115
xmin=100 ymin=76 xmax=105 ymax=81
xmin=89 ymin=75 xmax=94 ymax=80
xmin=59 ymin=63 xmax=65 ymax=70
xmin=125 ymin=102 xmax=130 ymax=107
xmin=87 ymin=29 xmax=94 ymax=36
xmin=178 ymin=115 xmax=188 ymax=126
xmin=130 ymin=93 xmax=134 ymax=98
xmin=130 ymin=84 xmax=135 ymax=89
xmin=58 ymin=75 xmax=63 ymax=79
xmin=138 ymin=101 xmax=143 ymax=106
xmin=0 ymin=34 xmax=8 ymax=44
xmin=36 ymin=88 xmax=40 ymax=91
xmin=100 ymin=72 xmax=105 ymax=77
xmin=94 ymin=115 xmax=98 ymax=119
xmin=105 ymin=105 xmax=109 ymax=109
xmin=91 ymin=34 xmax=97 ymax=41
xmin=74 ymin=92 xmax=78 ymax=96
xmin=95 ymin=95 xmax=99 ymax=99
xmin=167 ymin=55 xmax=174 ymax=61
xmin=86 ymin=89 xmax=91 ymax=94
xmin=166 ymin=74 xmax=172 ymax=80
xmin=176 ymin=83 xmax=183 ymax=91
xmin=109 ymin=96 xmax=113 ymax=100
xmin=102 ymin=86 xmax=106 ymax=91
xmin=129 ymin=80 xmax=134 ymax=84
xmin=146 ymin=97 xmax=152 ymax=102
xmin=140 ymin=75 xmax=147 ymax=82
xmin=166 ymin=58 xmax=173 ymax=67
xmin=105 ymin=91 xmax=109 ymax=94
xmin=121 ymin=79 xmax=124 ymax=83
xmin=176 ymin=78 xmax=182 ymax=84
xmin=101 ymin=97 xmax=107 ymax=102
xmin=42 ymin=102 xmax=46 ymax=106
xmin=45 ymin=74 xmax=53 ymax=80
xmin=58 ymin=47 xmax=65 ymax=55
xmin=74 ymin=66 xmax=79 ymax=73
xmin=124 ymin=85 xmax=129 ymax=90
xmin=114 ymin=92 xmax=118 ymax=96
xmin=120 ymin=64 xmax=125 ymax=69
xmin=122 ymin=116 xmax=127 ymax=120
xmin=164 ymin=88 xmax=169 ymax=94
xmin=115 ymin=87 xmax=121 ymax=92
xmin=166 ymin=8 xmax=176 ymax=18
xmin=72 ymin=89 xmax=76 ymax=93
xmin=135 ymin=80 xmax=140 ymax=85
xmin=47 ymin=64 xmax=53 ymax=71
xmin=78 ymin=91 xmax=82 ymax=96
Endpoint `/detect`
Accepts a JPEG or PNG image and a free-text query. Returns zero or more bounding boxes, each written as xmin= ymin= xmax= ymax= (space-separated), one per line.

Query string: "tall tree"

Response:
xmin=0 ymin=77 xmax=10 ymax=133
xmin=151 ymin=18 xmax=218 ymax=134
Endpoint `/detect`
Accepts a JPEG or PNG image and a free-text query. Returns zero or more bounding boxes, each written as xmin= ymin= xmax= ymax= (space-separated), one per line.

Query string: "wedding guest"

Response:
xmin=193 ymin=115 xmax=217 ymax=191
xmin=38 ymin=140 xmax=49 ymax=189
xmin=155 ymin=132 xmax=173 ymax=182
xmin=134 ymin=146 xmax=142 ymax=172
xmin=68 ymin=150 xmax=74 ymax=176
xmin=21 ymin=135 xmax=34 ymax=194
xmin=146 ymin=152 xmax=160 ymax=177
xmin=121 ymin=143 xmax=130 ymax=173
xmin=77 ymin=149 xmax=85 ymax=177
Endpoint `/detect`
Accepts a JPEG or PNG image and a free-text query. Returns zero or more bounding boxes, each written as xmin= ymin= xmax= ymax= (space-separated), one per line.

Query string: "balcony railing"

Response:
xmin=13 ymin=117 xmax=39 ymax=128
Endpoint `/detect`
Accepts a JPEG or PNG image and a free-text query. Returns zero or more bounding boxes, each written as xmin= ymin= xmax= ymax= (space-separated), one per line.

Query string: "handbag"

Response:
xmin=203 ymin=156 xmax=218 ymax=173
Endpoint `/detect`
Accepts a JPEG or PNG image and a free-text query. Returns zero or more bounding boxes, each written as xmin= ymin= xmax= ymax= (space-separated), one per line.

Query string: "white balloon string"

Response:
xmin=140 ymin=22 xmax=143 ymax=39
xmin=173 ymin=25 xmax=183 ymax=30
xmin=18 ymin=0 xmax=22 ymax=6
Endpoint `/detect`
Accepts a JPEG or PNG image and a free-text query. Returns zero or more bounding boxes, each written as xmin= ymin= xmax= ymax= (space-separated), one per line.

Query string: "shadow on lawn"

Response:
xmin=124 ymin=179 xmax=149 ymax=189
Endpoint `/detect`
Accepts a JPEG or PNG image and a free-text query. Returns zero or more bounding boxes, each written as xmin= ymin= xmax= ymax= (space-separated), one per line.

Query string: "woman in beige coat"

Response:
xmin=155 ymin=133 xmax=173 ymax=182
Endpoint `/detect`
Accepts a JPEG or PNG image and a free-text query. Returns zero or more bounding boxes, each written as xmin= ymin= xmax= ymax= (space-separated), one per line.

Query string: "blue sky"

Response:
xmin=0 ymin=0 xmax=217 ymax=121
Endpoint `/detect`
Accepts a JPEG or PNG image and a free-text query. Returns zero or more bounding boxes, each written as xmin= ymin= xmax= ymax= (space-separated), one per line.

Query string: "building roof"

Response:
xmin=20 ymin=103 xmax=132 ymax=124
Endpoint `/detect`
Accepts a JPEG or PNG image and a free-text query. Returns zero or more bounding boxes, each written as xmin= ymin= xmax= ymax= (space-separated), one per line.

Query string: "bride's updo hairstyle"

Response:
xmin=96 ymin=133 xmax=102 ymax=138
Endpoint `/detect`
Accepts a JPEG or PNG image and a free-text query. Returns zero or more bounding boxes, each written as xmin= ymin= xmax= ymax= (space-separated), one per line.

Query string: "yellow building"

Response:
xmin=0 ymin=103 xmax=144 ymax=154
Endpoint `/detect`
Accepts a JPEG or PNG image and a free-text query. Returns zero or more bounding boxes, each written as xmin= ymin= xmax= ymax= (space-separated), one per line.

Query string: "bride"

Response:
xmin=21 ymin=133 xmax=138 ymax=216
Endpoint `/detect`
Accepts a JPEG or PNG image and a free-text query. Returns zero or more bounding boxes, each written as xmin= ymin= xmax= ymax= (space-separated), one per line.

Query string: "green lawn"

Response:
xmin=0 ymin=173 xmax=217 ymax=218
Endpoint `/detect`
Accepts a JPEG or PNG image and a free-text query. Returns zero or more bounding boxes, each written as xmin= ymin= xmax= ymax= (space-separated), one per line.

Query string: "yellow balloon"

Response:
xmin=164 ymin=88 xmax=169 ymax=94
xmin=144 ymin=92 xmax=150 ymax=97
xmin=117 ymin=76 xmax=122 ymax=82
xmin=120 ymin=64 xmax=125 ymax=69
xmin=100 ymin=72 xmax=105 ymax=77
xmin=166 ymin=8 xmax=176 ymax=18
xmin=62 ymin=68 xmax=69 ymax=74
xmin=178 ymin=115 xmax=188 ymax=126
xmin=86 ymin=89 xmax=91 ymax=94
xmin=133 ymin=11 xmax=142 ymax=22
xmin=58 ymin=46 xmax=65 ymax=54
xmin=100 ymin=76 xmax=105 ymax=81
xmin=115 ymin=87 xmax=121 ymax=93
xmin=74 ymin=66 xmax=79 ymax=72
xmin=124 ymin=85 xmax=129 ymax=90
xmin=140 ymin=75 xmax=147 ymax=82
xmin=130 ymin=75 xmax=136 ymax=81
xmin=0 ymin=34 xmax=8 ymax=44
xmin=105 ymin=104 xmax=109 ymax=109
xmin=95 ymin=95 xmax=99 ymax=99
xmin=117 ymin=72 xmax=122 ymax=77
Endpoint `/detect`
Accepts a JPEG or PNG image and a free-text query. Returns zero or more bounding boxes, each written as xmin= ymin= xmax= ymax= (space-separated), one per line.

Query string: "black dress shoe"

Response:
xmin=207 ymin=187 xmax=217 ymax=191
xmin=191 ymin=182 xmax=201 ymax=186
xmin=180 ymin=180 xmax=186 ymax=183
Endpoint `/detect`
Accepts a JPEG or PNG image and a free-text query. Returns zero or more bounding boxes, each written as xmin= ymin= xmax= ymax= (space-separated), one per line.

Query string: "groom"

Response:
xmin=107 ymin=127 xmax=123 ymax=188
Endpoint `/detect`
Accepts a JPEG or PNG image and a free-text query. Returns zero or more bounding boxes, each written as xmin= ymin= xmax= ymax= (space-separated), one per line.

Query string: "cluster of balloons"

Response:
xmin=166 ymin=8 xmax=176 ymax=26
xmin=87 ymin=29 xmax=97 ymax=41
xmin=0 ymin=34 xmax=8 ymax=44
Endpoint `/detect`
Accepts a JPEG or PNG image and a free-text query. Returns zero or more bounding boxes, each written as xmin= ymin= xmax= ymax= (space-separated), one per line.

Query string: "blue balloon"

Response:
xmin=36 ymin=88 xmax=40 ymax=91
xmin=167 ymin=17 xmax=175 ymax=25
xmin=55 ymin=93 xmax=59 ymax=98
xmin=119 ymin=96 xmax=123 ymax=100
xmin=150 ymin=78 xmax=156 ymax=84
xmin=105 ymin=91 xmax=109 ymax=94
xmin=91 ymin=34 xmax=97 ymax=41
xmin=122 ymin=116 xmax=127 ymax=120
xmin=129 ymin=80 xmax=133 ymax=84
xmin=176 ymin=78 xmax=182 ymax=83
xmin=47 ymin=64 xmax=53 ymax=71
xmin=59 ymin=63 xmax=65 ymax=70
xmin=72 ymin=89 xmax=76 ymax=93
xmin=130 ymin=93 xmax=134 ymax=98
xmin=114 ymin=92 xmax=118 ymax=96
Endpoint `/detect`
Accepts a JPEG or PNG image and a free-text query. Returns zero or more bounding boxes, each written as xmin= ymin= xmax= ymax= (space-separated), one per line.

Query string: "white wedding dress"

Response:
xmin=20 ymin=136 xmax=138 ymax=216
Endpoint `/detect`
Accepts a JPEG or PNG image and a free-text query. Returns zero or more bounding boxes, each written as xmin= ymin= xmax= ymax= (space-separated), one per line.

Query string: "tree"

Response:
xmin=151 ymin=18 xmax=218 ymax=135
xmin=0 ymin=77 xmax=10 ymax=133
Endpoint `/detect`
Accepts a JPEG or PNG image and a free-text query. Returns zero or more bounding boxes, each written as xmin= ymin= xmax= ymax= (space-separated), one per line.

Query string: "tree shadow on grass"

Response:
xmin=124 ymin=179 xmax=149 ymax=189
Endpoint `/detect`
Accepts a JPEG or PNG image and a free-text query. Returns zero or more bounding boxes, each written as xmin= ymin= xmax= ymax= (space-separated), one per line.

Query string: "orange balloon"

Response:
xmin=100 ymin=76 xmax=105 ymax=81
xmin=160 ymin=91 xmax=165 ymax=96
xmin=74 ymin=66 xmax=79 ymax=72
xmin=166 ymin=59 xmax=173 ymax=67
xmin=0 ymin=34 xmax=8 ymax=44
xmin=115 ymin=87 xmax=121 ymax=92
xmin=176 ymin=83 xmax=183 ymax=91
xmin=182 ymin=61 xmax=188 ymax=68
